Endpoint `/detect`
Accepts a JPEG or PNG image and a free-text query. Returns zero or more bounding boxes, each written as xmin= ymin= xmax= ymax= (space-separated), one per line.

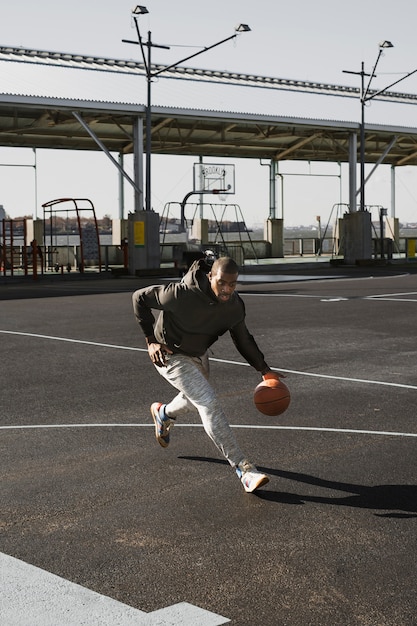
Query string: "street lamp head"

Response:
xmin=379 ymin=40 xmax=394 ymax=49
xmin=235 ymin=23 xmax=251 ymax=32
xmin=132 ymin=5 xmax=149 ymax=15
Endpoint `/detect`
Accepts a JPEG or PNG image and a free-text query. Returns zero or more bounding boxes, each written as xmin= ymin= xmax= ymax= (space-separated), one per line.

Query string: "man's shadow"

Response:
xmin=178 ymin=456 xmax=417 ymax=518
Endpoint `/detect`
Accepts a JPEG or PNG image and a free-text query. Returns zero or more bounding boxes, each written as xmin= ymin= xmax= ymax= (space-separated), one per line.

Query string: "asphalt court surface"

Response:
xmin=1 ymin=265 xmax=417 ymax=625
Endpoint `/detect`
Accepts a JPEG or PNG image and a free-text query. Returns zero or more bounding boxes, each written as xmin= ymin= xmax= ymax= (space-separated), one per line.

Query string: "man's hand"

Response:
xmin=147 ymin=341 xmax=173 ymax=367
xmin=262 ymin=370 xmax=286 ymax=381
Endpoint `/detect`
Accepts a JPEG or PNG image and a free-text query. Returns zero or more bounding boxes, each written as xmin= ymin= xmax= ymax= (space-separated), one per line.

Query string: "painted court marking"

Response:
xmin=240 ymin=274 xmax=417 ymax=302
xmin=1 ymin=552 xmax=230 ymax=626
xmin=1 ymin=329 xmax=416 ymax=390
xmin=1 ymin=330 xmax=415 ymax=437
xmin=243 ymin=291 xmax=417 ymax=302
xmin=1 ymin=422 xmax=416 ymax=438
xmin=366 ymin=291 xmax=417 ymax=302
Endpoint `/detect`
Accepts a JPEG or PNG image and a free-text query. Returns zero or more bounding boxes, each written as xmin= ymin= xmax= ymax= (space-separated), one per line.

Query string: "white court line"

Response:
xmin=1 ymin=329 xmax=417 ymax=390
xmin=365 ymin=292 xmax=417 ymax=302
xmin=367 ymin=291 xmax=417 ymax=298
xmin=2 ymin=552 xmax=230 ymax=626
xmin=1 ymin=423 xmax=416 ymax=438
xmin=209 ymin=356 xmax=417 ymax=390
xmin=243 ymin=291 xmax=417 ymax=302
xmin=243 ymin=293 xmax=325 ymax=299
xmin=0 ymin=329 xmax=136 ymax=351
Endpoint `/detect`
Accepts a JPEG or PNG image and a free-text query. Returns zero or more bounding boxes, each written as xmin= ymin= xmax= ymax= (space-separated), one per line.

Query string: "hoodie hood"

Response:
xmin=182 ymin=259 xmax=218 ymax=303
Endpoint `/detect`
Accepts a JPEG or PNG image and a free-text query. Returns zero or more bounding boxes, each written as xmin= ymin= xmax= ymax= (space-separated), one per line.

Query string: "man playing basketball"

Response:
xmin=132 ymin=256 xmax=282 ymax=492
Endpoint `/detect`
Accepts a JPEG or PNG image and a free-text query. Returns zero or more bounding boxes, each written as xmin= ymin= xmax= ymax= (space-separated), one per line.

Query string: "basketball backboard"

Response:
xmin=193 ymin=163 xmax=235 ymax=194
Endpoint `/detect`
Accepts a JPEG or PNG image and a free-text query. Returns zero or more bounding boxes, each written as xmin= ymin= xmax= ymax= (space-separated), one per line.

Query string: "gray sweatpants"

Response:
xmin=155 ymin=352 xmax=245 ymax=467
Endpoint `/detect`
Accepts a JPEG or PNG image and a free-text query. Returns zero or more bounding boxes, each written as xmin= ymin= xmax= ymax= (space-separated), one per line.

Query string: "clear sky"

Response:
xmin=0 ymin=0 xmax=416 ymax=227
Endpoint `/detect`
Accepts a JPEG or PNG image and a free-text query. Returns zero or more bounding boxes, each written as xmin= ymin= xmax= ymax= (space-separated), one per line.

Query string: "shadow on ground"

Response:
xmin=179 ymin=455 xmax=417 ymax=518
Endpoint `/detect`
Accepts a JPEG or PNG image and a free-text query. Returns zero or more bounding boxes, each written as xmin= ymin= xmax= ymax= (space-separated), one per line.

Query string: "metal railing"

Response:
xmin=1 ymin=237 xmax=415 ymax=279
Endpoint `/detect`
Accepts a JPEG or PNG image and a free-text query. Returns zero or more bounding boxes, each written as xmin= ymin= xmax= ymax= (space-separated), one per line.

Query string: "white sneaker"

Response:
xmin=236 ymin=460 xmax=269 ymax=493
xmin=150 ymin=402 xmax=175 ymax=448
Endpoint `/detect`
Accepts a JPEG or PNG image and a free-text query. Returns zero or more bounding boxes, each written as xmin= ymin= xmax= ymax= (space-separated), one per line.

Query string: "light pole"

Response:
xmin=123 ymin=6 xmax=251 ymax=212
xmin=343 ymin=41 xmax=394 ymax=213
xmin=343 ymin=42 xmax=417 ymax=215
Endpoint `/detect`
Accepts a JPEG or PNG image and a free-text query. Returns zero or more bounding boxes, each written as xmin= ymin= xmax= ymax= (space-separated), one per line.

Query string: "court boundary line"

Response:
xmin=366 ymin=295 xmax=417 ymax=302
xmin=242 ymin=292 xmax=417 ymax=302
xmin=1 ymin=423 xmax=416 ymax=438
xmin=1 ymin=329 xmax=416 ymax=390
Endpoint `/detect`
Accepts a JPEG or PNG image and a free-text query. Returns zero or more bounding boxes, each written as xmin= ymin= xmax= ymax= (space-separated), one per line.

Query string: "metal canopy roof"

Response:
xmin=0 ymin=47 xmax=416 ymax=167
xmin=1 ymin=98 xmax=416 ymax=167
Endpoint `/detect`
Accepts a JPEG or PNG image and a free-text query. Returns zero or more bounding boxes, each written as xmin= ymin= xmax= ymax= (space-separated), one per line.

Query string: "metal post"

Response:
xmin=72 ymin=111 xmax=141 ymax=195
xmin=269 ymin=160 xmax=276 ymax=219
xmin=133 ymin=117 xmax=144 ymax=212
xmin=199 ymin=156 xmax=204 ymax=219
xmin=118 ymin=152 xmax=125 ymax=219
xmin=359 ymin=62 xmax=366 ymax=212
xmin=390 ymin=165 xmax=396 ymax=218
xmin=33 ymin=148 xmax=38 ymax=220
xmin=145 ymin=31 xmax=152 ymax=212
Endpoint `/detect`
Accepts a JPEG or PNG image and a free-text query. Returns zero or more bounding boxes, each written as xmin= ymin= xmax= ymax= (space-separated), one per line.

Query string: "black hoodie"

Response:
xmin=132 ymin=259 xmax=269 ymax=372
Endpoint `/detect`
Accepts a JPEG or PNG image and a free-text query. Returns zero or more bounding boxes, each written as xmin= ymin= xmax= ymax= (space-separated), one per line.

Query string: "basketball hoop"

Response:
xmin=193 ymin=164 xmax=235 ymax=195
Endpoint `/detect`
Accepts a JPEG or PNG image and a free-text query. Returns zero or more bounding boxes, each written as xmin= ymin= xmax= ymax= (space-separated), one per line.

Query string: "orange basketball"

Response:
xmin=254 ymin=378 xmax=291 ymax=416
